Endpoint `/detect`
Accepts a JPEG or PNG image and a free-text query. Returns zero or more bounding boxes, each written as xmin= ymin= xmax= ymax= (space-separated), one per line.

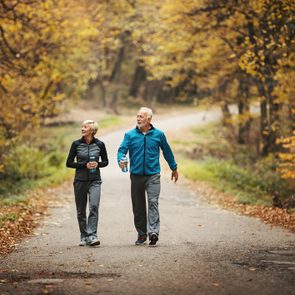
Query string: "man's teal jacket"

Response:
xmin=117 ymin=125 xmax=177 ymax=176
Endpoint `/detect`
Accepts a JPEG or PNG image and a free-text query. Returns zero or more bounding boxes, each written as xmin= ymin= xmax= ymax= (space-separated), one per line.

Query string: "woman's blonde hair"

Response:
xmin=82 ymin=120 xmax=98 ymax=135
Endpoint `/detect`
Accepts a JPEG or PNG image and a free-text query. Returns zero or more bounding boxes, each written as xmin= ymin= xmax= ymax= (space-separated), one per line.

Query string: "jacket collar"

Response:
xmin=136 ymin=124 xmax=154 ymax=134
xmin=81 ymin=136 xmax=96 ymax=144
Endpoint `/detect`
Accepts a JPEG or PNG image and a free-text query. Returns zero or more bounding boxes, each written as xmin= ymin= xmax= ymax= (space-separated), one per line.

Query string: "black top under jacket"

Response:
xmin=66 ymin=137 xmax=109 ymax=181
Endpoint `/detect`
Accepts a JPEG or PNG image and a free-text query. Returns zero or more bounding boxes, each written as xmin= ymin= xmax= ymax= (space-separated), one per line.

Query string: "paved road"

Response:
xmin=0 ymin=109 xmax=295 ymax=295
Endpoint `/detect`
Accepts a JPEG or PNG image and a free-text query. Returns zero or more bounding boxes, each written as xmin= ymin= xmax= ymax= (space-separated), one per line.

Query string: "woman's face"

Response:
xmin=81 ymin=123 xmax=93 ymax=137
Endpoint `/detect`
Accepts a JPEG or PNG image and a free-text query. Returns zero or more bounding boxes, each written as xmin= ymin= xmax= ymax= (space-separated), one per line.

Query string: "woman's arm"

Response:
xmin=98 ymin=141 xmax=109 ymax=168
xmin=66 ymin=141 xmax=87 ymax=169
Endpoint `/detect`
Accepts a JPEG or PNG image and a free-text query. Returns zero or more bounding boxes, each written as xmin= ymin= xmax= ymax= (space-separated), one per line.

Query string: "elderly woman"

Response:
xmin=66 ymin=120 xmax=109 ymax=246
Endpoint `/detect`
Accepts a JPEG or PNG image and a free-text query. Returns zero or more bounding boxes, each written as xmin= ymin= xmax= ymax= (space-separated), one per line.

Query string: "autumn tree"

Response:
xmin=277 ymin=130 xmax=295 ymax=186
xmin=82 ymin=0 xmax=138 ymax=113
xmin=132 ymin=0 xmax=294 ymax=153
xmin=0 ymin=0 xmax=101 ymax=176
xmin=1 ymin=0 xmax=293 ymax=188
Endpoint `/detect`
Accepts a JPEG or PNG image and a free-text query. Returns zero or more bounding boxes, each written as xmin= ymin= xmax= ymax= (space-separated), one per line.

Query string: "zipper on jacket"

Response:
xmin=88 ymin=145 xmax=90 ymax=179
xmin=143 ymin=135 xmax=146 ymax=175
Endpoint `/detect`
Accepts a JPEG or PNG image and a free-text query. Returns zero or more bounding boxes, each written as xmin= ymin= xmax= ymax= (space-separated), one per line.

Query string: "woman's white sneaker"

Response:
xmin=79 ymin=237 xmax=88 ymax=246
xmin=88 ymin=236 xmax=100 ymax=246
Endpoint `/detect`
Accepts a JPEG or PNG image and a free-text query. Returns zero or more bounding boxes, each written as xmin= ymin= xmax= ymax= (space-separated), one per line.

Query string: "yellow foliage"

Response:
xmin=277 ymin=131 xmax=295 ymax=182
xmin=0 ymin=0 xmax=105 ymax=173
xmin=0 ymin=0 xmax=294 ymax=184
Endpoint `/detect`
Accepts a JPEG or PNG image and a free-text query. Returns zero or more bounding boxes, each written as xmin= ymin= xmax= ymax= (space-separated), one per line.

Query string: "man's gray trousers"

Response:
xmin=130 ymin=173 xmax=161 ymax=237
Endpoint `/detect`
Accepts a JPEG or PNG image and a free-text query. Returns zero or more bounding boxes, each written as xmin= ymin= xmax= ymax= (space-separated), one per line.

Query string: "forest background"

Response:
xmin=0 ymin=0 xmax=294 ymax=243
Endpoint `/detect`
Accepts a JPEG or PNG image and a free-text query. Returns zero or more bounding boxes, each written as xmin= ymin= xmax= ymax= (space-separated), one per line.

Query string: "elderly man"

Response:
xmin=118 ymin=107 xmax=178 ymax=246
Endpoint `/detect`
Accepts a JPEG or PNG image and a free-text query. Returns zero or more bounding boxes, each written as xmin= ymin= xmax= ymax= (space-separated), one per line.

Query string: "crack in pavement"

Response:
xmin=0 ymin=271 xmax=121 ymax=284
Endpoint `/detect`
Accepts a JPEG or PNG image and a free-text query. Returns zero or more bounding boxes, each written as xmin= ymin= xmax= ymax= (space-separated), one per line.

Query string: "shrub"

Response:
xmin=3 ymin=145 xmax=48 ymax=180
xmin=205 ymin=157 xmax=292 ymax=200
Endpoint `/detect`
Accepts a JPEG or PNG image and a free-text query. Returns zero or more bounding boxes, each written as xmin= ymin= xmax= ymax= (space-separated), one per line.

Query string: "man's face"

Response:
xmin=136 ymin=111 xmax=150 ymax=129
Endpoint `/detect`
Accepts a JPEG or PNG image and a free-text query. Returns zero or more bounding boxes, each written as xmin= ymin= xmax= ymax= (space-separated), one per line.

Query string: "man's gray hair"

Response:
xmin=139 ymin=107 xmax=153 ymax=119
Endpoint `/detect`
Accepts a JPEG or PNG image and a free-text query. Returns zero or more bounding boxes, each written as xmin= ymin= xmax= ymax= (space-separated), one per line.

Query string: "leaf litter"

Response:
xmin=0 ymin=181 xmax=71 ymax=257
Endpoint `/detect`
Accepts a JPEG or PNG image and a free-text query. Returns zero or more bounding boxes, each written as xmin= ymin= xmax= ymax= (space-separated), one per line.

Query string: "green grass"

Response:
xmin=171 ymin=139 xmax=198 ymax=145
xmin=0 ymin=212 xmax=18 ymax=227
xmin=1 ymin=194 xmax=27 ymax=205
xmin=0 ymin=114 xmax=126 ymax=201
xmin=97 ymin=115 xmax=124 ymax=130
xmin=191 ymin=124 xmax=215 ymax=139
xmin=179 ymin=157 xmax=272 ymax=205
xmin=40 ymin=115 xmax=125 ymax=152
xmin=173 ymin=122 xmax=292 ymax=206
xmin=180 ymin=158 xmax=216 ymax=182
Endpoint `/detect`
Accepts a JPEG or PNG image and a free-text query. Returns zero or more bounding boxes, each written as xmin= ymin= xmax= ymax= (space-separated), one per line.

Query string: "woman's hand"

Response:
xmin=87 ymin=161 xmax=98 ymax=170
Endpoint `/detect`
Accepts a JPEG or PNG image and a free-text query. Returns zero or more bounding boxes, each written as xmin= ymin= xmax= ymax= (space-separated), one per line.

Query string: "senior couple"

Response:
xmin=66 ymin=107 xmax=178 ymax=247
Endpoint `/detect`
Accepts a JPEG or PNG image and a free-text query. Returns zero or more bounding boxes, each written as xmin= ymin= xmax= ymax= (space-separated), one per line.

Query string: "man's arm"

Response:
xmin=160 ymin=132 xmax=178 ymax=182
xmin=117 ymin=133 xmax=130 ymax=167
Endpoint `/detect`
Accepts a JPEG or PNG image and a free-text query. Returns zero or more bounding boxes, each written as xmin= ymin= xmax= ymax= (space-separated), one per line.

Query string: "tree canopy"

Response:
xmin=0 ymin=0 xmax=294 ymax=183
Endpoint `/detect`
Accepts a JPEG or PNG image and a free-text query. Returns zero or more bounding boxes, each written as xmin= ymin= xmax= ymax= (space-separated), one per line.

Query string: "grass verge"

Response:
xmin=0 ymin=114 xmax=128 ymax=257
xmin=0 ymin=115 xmax=125 ymax=200
xmin=171 ymin=122 xmax=292 ymax=206
xmin=169 ymin=122 xmax=295 ymax=232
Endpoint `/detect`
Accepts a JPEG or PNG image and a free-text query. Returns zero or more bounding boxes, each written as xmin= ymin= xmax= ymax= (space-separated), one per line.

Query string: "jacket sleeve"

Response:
xmin=160 ymin=132 xmax=177 ymax=171
xmin=117 ymin=133 xmax=129 ymax=165
xmin=66 ymin=141 xmax=87 ymax=169
xmin=98 ymin=142 xmax=109 ymax=168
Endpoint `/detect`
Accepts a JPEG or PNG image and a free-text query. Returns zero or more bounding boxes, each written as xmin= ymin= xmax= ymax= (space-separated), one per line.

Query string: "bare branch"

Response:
xmin=220 ymin=36 xmax=239 ymax=55
xmin=0 ymin=25 xmax=17 ymax=55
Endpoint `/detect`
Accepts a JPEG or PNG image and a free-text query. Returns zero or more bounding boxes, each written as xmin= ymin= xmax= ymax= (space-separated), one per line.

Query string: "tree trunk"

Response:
xmin=129 ymin=65 xmax=147 ymax=97
xmin=257 ymin=83 xmax=269 ymax=156
xmin=268 ymin=92 xmax=281 ymax=153
xmin=86 ymin=77 xmax=107 ymax=107
xmin=143 ymin=80 xmax=164 ymax=102
xmin=221 ymin=102 xmax=231 ymax=124
xmin=237 ymin=75 xmax=251 ymax=144
xmin=110 ymin=46 xmax=125 ymax=83
xmin=98 ymin=81 xmax=107 ymax=107
xmin=110 ymin=91 xmax=119 ymax=114
xmin=107 ymin=45 xmax=125 ymax=112
xmin=259 ymin=79 xmax=280 ymax=155
xmin=216 ymin=79 xmax=231 ymax=126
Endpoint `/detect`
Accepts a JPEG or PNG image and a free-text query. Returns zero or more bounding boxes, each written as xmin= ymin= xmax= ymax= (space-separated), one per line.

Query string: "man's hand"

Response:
xmin=171 ymin=170 xmax=178 ymax=182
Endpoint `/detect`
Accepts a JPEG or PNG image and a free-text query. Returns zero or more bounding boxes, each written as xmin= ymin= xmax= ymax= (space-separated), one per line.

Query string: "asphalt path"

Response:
xmin=0 ymin=109 xmax=295 ymax=295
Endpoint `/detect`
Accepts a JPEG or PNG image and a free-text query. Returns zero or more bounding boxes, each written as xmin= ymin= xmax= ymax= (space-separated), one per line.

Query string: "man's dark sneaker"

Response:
xmin=149 ymin=233 xmax=158 ymax=247
xmin=135 ymin=235 xmax=147 ymax=246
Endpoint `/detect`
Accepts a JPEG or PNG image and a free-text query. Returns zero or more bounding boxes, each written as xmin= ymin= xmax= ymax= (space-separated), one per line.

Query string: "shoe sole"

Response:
xmin=89 ymin=241 xmax=100 ymax=246
xmin=135 ymin=242 xmax=146 ymax=246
